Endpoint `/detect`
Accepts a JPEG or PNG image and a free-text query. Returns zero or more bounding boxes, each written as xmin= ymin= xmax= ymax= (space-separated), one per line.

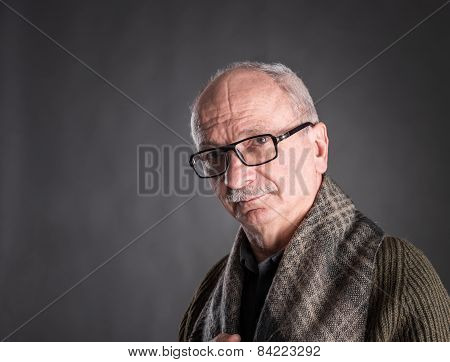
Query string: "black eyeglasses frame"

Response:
xmin=189 ymin=121 xmax=313 ymax=179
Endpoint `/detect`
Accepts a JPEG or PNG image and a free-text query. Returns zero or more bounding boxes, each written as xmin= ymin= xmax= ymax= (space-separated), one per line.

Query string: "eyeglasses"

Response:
xmin=189 ymin=122 xmax=313 ymax=178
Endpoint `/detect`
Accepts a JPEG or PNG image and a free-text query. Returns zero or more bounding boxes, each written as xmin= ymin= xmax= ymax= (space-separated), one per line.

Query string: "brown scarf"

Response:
xmin=189 ymin=174 xmax=384 ymax=341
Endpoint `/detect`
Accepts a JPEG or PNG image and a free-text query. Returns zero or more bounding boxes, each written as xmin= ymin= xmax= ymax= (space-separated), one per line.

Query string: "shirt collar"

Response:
xmin=239 ymin=236 xmax=284 ymax=274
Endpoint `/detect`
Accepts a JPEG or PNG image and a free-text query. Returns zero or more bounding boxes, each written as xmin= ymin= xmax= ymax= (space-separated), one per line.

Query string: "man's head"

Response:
xmin=190 ymin=62 xmax=329 ymax=248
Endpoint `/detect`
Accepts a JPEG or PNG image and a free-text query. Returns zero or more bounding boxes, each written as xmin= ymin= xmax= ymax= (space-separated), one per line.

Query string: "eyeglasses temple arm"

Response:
xmin=275 ymin=122 xmax=313 ymax=143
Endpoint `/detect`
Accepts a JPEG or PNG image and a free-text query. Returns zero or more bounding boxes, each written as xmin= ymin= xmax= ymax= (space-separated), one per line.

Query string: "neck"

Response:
xmin=242 ymin=222 xmax=297 ymax=263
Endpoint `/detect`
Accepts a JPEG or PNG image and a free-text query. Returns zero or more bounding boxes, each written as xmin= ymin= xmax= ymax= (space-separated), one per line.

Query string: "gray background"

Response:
xmin=0 ymin=0 xmax=449 ymax=341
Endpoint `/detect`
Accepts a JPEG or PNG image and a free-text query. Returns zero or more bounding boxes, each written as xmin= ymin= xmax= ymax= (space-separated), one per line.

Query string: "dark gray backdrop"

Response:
xmin=0 ymin=0 xmax=449 ymax=341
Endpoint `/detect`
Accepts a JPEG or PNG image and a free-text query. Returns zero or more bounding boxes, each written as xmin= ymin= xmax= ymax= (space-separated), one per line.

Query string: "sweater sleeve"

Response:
xmin=365 ymin=236 xmax=450 ymax=341
xmin=178 ymin=255 xmax=229 ymax=341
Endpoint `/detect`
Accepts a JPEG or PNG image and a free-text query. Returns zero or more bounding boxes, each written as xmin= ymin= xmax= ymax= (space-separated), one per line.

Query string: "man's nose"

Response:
xmin=223 ymin=151 xmax=254 ymax=189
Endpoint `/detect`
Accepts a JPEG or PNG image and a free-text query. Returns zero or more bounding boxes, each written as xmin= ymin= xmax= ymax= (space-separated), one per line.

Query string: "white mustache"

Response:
xmin=225 ymin=184 xmax=278 ymax=203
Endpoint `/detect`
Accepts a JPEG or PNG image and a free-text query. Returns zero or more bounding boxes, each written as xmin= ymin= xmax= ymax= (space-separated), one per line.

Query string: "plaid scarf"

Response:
xmin=189 ymin=174 xmax=384 ymax=341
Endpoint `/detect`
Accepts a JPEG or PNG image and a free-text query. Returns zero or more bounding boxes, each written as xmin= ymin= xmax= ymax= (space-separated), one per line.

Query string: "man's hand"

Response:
xmin=212 ymin=333 xmax=241 ymax=342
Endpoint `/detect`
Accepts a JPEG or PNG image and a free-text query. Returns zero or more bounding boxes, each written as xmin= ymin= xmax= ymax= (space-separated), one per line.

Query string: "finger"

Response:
xmin=212 ymin=333 xmax=241 ymax=342
xmin=227 ymin=334 xmax=241 ymax=342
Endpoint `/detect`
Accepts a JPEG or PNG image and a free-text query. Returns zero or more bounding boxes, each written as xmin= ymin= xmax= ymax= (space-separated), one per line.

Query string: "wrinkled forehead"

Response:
xmin=194 ymin=70 xmax=294 ymax=147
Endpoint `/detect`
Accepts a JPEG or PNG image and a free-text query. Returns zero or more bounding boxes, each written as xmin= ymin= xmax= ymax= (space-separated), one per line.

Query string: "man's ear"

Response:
xmin=312 ymin=121 xmax=329 ymax=174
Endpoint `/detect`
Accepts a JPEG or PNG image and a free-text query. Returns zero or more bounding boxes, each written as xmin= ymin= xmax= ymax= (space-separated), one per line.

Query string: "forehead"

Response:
xmin=196 ymin=70 xmax=294 ymax=147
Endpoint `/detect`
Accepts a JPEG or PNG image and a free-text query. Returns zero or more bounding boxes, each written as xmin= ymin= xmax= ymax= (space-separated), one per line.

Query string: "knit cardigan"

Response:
xmin=179 ymin=176 xmax=449 ymax=342
xmin=179 ymin=236 xmax=449 ymax=341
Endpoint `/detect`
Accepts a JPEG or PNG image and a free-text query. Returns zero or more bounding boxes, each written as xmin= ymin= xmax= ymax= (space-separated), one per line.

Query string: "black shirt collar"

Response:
xmin=239 ymin=236 xmax=284 ymax=274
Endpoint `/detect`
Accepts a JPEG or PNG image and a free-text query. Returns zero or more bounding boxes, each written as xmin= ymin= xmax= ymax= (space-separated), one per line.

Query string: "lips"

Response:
xmin=234 ymin=194 xmax=270 ymax=217
xmin=237 ymin=193 xmax=270 ymax=209
xmin=239 ymin=194 xmax=265 ymax=203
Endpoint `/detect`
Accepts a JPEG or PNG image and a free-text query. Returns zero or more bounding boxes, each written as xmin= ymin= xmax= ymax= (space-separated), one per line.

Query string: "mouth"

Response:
xmin=233 ymin=193 xmax=271 ymax=219
xmin=235 ymin=194 xmax=269 ymax=211
xmin=239 ymin=194 xmax=265 ymax=203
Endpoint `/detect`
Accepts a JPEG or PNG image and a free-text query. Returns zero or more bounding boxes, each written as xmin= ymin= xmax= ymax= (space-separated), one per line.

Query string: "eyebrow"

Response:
xmin=199 ymin=125 xmax=271 ymax=149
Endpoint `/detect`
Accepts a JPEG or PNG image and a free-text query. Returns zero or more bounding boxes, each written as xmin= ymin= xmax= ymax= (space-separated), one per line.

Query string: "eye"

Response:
xmin=205 ymin=152 xmax=217 ymax=162
xmin=204 ymin=149 xmax=224 ymax=165
xmin=255 ymin=136 xmax=269 ymax=145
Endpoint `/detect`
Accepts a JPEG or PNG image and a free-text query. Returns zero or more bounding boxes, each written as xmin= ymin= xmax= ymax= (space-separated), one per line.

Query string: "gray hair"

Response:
xmin=190 ymin=61 xmax=319 ymax=145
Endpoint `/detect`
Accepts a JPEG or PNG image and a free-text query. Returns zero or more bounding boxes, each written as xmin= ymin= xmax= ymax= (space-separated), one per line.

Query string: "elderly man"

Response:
xmin=179 ymin=62 xmax=449 ymax=342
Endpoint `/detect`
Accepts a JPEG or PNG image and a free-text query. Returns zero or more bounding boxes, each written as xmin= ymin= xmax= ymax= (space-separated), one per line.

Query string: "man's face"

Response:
xmin=195 ymin=70 xmax=325 ymax=234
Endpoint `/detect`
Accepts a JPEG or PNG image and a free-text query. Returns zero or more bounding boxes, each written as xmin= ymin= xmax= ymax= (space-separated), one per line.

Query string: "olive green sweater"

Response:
xmin=179 ymin=236 xmax=450 ymax=342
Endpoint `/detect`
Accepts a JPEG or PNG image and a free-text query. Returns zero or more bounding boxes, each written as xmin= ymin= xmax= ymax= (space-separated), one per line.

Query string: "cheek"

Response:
xmin=210 ymin=179 xmax=233 ymax=209
xmin=209 ymin=179 xmax=223 ymax=197
xmin=256 ymin=160 xmax=289 ymax=192
xmin=259 ymin=146 xmax=314 ymax=198
xmin=208 ymin=178 xmax=217 ymax=192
